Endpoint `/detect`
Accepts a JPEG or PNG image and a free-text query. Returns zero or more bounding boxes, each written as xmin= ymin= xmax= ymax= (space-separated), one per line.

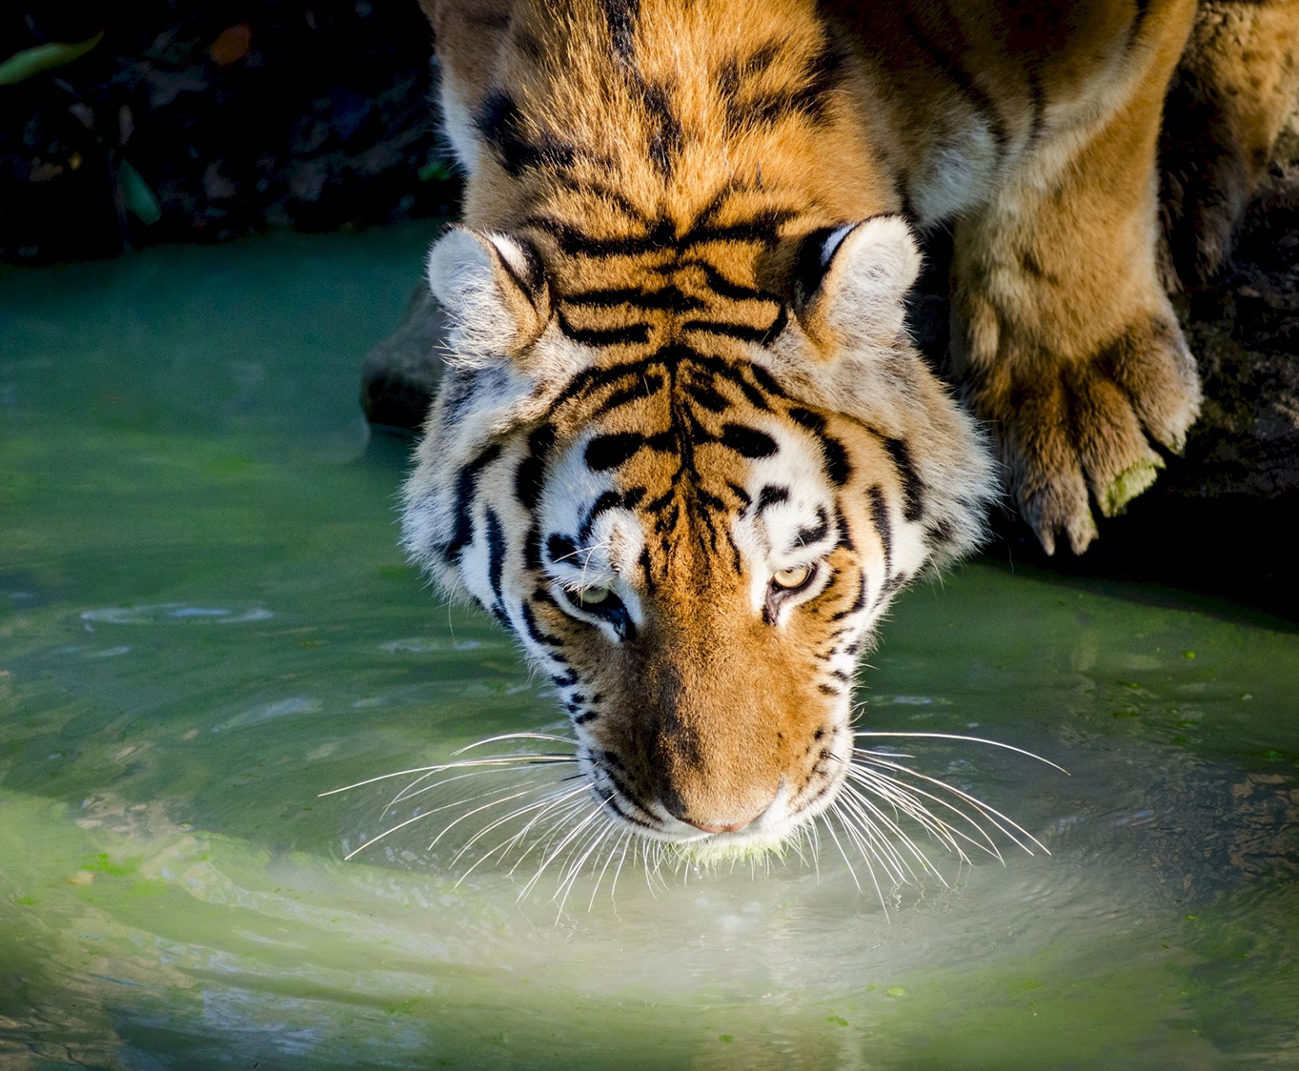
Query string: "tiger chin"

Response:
xmin=396 ymin=0 xmax=1297 ymax=853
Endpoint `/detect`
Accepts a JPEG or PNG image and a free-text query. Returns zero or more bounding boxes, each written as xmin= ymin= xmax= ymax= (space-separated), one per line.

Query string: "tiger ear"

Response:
xmin=425 ymin=227 xmax=552 ymax=364
xmin=790 ymin=215 xmax=920 ymax=347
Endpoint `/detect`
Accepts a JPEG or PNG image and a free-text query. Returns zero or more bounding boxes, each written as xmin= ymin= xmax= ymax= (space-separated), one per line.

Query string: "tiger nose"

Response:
xmin=687 ymin=818 xmax=752 ymax=834
xmin=674 ymin=804 xmax=767 ymax=834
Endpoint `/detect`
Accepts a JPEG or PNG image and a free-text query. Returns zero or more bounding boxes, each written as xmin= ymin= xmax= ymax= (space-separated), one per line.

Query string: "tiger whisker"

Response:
xmin=850 ymin=751 xmax=1050 ymax=857
xmin=833 ymin=791 xmax=919 ymax=888
xmin=451 ymin=732 xmax=579 ymax=756
xmin=846 ymin=761 xmax=1007 ymax=862
xmin=822 ymin=804 xmax=891 ymax=917
xmin=554 ymin=811 xmax=612 ymax=909
xmin=503 ymin=795 xmax=594 ymax=880
xmin=517 ymin=799 xmax=605 ymax=900
xmin=386 ymin=762 xmax=575 ymax=813
xmin=548 ymin=806 xmax=616 ymax=913
xmin=590 ymin=828 xmax=631 ymax=914
xmin=386 ymin=775 xmax=558 ymax=832
xmin=842 ymin=760 xmax=984 ymax=861
xmin=345 ymin=779 xmax=527 ymax=868
xmin=852 ymin=731 xmax=1070 ymax=775
xmin=859 ymin=762 xmax=1006 ymax=856
xmin=453 ymin=790 xmax=593 ymax=890
xmin=319 ymin=750 xmax=575 ymax=799
xmin=452 ymin=783 xmax=591 ymax=873
xmin=833 ymin=782 xmax=936 ymax=885
xmin=435 ymin=781 xmax=580 ymax=858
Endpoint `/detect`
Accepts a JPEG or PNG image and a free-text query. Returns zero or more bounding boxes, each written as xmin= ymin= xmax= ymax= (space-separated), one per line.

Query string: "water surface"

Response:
xmin=2 ymin=226 xmax=1297 ymax=1070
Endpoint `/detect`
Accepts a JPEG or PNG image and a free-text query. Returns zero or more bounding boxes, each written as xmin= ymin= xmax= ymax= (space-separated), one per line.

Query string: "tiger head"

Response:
xmin=402 ymin=211 xmax=994 ymax=853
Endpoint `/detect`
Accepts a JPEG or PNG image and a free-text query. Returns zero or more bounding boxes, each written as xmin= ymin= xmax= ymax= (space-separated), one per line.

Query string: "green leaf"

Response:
xmin=119 ymin=159 xmax=162 ymax=225
xmin=0 ymin=32 xmax=104 ymax=86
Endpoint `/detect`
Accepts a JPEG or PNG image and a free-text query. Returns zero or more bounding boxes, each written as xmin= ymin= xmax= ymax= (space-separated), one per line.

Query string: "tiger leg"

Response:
xmin=1160 ymin=0 xmax=1299 ymax=286
xmin=950 ymin=5 xmax=1202 ymax=555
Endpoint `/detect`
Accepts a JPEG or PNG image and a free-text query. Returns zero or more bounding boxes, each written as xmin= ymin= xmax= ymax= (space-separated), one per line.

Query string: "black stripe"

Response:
xmin=599 ymin=373 xmax=664 ymax=414
xmin=830 ymin=574 xmax=869 ymax=621
xmin=679 ymin=211 xmax=795 ymax=248
xmin=527 ymin=205 xmax=794 ymax=262
xmin=880 ymin=571 xmax=909 ymax=598
xmin=585 ymin=432 xmax=645 ymax=471
xmin=551 ymin=175 xmax=652 ymax=224
xmin=834 ymin=504 xmax=856 ymax=551
xmin=900 ymin=12 xmax=1007 ymax=152
xmin=792 ymin=505 xmax=830 ymax=549
xmin=441 ymin=444 xmax=503 ymax=562
xmin=883 ymin=437 xmax=925 ymax=522
xmin=746 ymin=363 xmax=783 ymax=399
xmin=789 ymin=409 xmax=851 ymax=486
xmin=562 ymin=284 xmax=706 ymax=314
xmin=822 ymin=435 xmax=851 ymax=486
xmin=715 ymin=40 xmax=783 ymax=105
xmin=547 ymin=533 xmax=577 ymax=564
xmin=640 ymin=80 xmax=682 ymax=179
xmin=519 ymin=599 xmax=563 ymax=649
xmin=924 ymin=517 xmax=957 ymax=548
xmin=523 ymin=524 xmax=544 ymax=571
xmin=787 ymin=407 xmax=825 ymax=433
xmin=1127 ymin=0 xmax=1150 ymax=48
xmin=475 ymin=91 xmax=579 ymax=177
xmin=721 ymin=524 xmax=744 ymax=574
xmin=796 ymin=39 xmax=850 ymax=121
xmin=556 ymin=310 xmax=651 ymax=348
xmin=515 ymin=424 xmax=555 ymax=509
xmin=681 ymin=318 xmax=775 ymax=344
xmin=1025 ymin=71 xmax=1046 ymax=149
xmin=739 ymin=40 xmax=849 ymax=128
xmin=757 ymin=484 xmax=790 ymax=514
xmin=523 ymin=216 xmax=670 ymax=259
xmin=492 ymin=235 xmax=543 ymax=300
xmin=720 ymin=423 xmax=777 ymax=458
xmin=579 ymin=491 xmax=623 ymax=543
xmin=639 ymin=545 xmax=656 ymax=594
xmin=867 ymin=483 xmax=893 ymax=573
xmin=685 ymin=381 xmax=728 ymax=412
xmin=690 ymin=260 xmax=780 ymax=304
xmin=485 ymin=508 xmax=506 ymax=613
xmin=602 ymin=0 xmax=639 ymax=64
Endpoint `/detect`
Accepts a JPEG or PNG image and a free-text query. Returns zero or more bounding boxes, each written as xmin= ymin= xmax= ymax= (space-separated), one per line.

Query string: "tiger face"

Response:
xmin=402 ymin=213 xmax=995 ymax=851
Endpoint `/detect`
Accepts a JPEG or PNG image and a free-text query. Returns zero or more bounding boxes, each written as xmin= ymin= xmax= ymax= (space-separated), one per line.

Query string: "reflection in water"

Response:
xmin=1 ymin=226 xmax=1296 ymax=1069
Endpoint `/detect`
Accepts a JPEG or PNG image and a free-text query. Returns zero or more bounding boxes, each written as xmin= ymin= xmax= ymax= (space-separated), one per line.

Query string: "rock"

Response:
xmin=360 ymin=286 xmax=449 ymax=434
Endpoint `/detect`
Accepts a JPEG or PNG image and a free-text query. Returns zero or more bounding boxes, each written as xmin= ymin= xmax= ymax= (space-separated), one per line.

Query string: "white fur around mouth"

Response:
xmin=325 ymin=731 xmax=1059 ymax=914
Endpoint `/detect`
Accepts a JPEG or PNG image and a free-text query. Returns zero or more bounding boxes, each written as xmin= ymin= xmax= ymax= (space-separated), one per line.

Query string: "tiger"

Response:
xmin=397 ymin=0 xmax=1299 ymax=849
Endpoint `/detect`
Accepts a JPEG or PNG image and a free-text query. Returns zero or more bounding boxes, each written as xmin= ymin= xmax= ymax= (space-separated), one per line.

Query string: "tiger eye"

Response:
xmin=772 ymin=564 xmax=813 ymax=590
xmin=577 ymin=585 xmax=613 ymax=606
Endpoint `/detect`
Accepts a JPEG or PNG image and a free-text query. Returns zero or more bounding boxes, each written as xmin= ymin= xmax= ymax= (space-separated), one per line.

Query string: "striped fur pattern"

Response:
xmin=402 ymin=0 xmax=1296 ymax=849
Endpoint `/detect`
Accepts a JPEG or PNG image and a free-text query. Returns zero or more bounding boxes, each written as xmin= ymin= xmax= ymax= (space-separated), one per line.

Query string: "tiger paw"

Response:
xmin=982 ymin=314 xmax=1202 ymax=556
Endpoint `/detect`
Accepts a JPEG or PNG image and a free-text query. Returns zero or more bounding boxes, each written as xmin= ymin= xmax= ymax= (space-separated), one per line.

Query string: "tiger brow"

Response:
xmin=785 ymin=505 xmax=833 ymax=556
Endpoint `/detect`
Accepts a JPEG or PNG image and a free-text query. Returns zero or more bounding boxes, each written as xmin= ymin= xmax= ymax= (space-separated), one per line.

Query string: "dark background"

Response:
xmin=0 ymin=0 xmax=458 ymax=264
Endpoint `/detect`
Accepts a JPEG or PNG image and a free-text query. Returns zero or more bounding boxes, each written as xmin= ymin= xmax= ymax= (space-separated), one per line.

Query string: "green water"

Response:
xmin=2 ymin=225 xmax=1297 ymax=1070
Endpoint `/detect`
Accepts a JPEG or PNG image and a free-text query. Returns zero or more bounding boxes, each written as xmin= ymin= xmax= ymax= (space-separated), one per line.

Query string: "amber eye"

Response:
xmin=576 ymin=585 xmax=613 ymax=606
xmin=772 ymin=564 xmax=814 ymax=591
